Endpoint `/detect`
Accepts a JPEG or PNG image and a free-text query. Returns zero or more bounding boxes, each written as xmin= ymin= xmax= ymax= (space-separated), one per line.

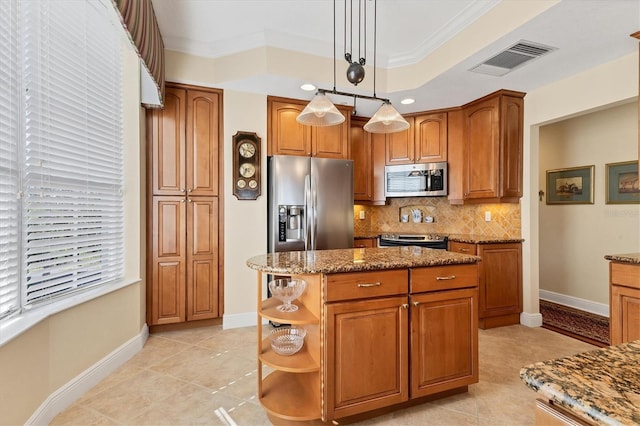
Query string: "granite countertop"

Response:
xmin=604 ymin=253 xmax=640 ymax=265
xmin=520 ymin=340 xmax=640 ymax=425
xmin=246 ymin=247 xmax=480 ymax=274
xmin=446 ymin=234 xmax=524 ymax=244
xmin=354 ymin=233 xmax=523 ymax=244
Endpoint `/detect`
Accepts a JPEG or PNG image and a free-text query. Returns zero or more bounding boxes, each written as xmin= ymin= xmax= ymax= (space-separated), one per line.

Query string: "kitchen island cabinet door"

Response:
xmin=410 ymin=288 xmax=478 ymax=398
xmin=324 ymin=296 xmax=409 ymax=420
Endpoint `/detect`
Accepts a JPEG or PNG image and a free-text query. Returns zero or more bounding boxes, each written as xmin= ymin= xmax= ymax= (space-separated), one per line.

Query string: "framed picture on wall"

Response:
xmin=606 ymin=161 xmax=639 ymax=204
xmin=546 ymin=165 xmax=595 ymax=204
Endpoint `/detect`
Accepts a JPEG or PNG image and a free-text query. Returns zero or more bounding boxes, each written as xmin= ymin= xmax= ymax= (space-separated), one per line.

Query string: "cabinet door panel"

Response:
xmin=269 ymin=101 xmax=311 ymax=156
xmin=187 ymin=90 xmax=219 ymax=196
xmin=410 ymin=288 xmax=478 ymax=398
xmin=325 ymin=296 xmax=408 ymax=419
xmin=478 ymin=243 xmax=522 ymax=317
xmin=610 ymin=284 xmax=640 ymax=345
xmin=313 ymin=116 xmax=349 ymax=159
xmin=501 ymin=96 xmax=523 ymax=198
xmin=351 ymin=120 xmax=372 ymax=201
xmin=415 ymin=113 xmax=447 ymax=163
xmin=150 ymin=87 xmax=186 ymax=195
xmin=151 ymin=197 xmax=187 ymax=324
xmin=464 ymin=97 xmax=499 ymax=199
xmin=385 ymin=119 xmax=414 ymax=165
xmin=187 ymin=197 xmax=219 ymax=320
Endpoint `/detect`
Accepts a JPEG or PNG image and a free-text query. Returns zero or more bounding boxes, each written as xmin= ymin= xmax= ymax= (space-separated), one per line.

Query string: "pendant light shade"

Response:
xmin=296 ymin=93 xmax=345 ymax=126
xmin=363 ymin=102 xmax=410 ymax=133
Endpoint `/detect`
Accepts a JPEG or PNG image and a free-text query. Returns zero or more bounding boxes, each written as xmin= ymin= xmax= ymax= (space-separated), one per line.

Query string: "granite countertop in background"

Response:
xmin=447 ymin=234 xmax=524 ymax=244
xmin=354 ymin=233 xmax=523 ymax=244
xmin=246 ymin=247 xmax=480 ymax=275
xmin=604 ymin=253 xmax=640 ymax=265
xmin=520 ymin=340 xmax=640 ymax=425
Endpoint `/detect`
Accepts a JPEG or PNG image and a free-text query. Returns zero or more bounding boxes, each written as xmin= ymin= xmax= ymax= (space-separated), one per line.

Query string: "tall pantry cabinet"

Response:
xmin=146 ymin=84 xmax=224 ymax=326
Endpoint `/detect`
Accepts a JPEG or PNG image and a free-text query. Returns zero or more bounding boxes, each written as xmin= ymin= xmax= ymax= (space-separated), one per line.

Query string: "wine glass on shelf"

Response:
xmin=268 ymin=278 xmax=306 ymax=312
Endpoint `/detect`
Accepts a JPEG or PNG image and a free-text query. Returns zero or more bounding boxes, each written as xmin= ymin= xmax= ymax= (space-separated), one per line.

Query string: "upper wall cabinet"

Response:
xmin=267 ymin=96 xmax=351 ymax=159
xmin=386 ymin=112 xmax=448 ymax=165
xmin=351 ymin=117 xmax=387 ymax=205
xmin=149 ymin=87 xmax=220 ymax=197
xmin=448 ymin=90 xmax=524 ymax=204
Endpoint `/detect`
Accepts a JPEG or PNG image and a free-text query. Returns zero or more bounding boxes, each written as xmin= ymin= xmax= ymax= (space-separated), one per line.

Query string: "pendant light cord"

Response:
xmin=373 ymin=0 xmax=377 ymax=98
xmin=333 ymin=0 xmax=337 ymax=91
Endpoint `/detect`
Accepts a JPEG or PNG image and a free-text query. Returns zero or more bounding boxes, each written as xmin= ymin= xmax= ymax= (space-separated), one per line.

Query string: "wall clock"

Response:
xmin=232 ymin=131 xmax=261 ymax=200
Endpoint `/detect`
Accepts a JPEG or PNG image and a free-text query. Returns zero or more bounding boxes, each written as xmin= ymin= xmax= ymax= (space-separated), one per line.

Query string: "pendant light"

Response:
xmin=296 ymin=0 xmax=409 ymax=134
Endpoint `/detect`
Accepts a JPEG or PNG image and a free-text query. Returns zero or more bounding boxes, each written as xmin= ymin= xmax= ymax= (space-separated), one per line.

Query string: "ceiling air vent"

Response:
xmin=469 ymin=40 xmax=557 ymax=76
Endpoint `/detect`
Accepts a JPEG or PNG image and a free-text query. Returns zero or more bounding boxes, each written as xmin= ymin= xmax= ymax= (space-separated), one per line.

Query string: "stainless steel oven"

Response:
xmin=378 ymin=233 xmax=448 ymax=250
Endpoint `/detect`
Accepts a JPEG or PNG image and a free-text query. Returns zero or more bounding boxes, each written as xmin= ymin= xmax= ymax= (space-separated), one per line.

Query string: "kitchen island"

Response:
xmin=247 ymin=247 xmax=481 ymax=423
xmin=520 ymin=340 xmax=640 ymax=425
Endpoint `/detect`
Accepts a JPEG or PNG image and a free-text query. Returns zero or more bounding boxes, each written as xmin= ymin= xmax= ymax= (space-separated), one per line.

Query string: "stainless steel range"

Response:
xmin=378 ymin=233 xmax=448 ymax=250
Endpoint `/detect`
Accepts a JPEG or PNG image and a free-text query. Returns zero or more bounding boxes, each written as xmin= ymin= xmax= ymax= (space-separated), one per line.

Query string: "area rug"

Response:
xmin=539 ymin=300 xmax=610 ymax=347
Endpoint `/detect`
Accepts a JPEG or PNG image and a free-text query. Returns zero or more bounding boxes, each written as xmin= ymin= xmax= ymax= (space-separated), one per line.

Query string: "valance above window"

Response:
xmin=112 ymin=0 xmax=165 ymax=107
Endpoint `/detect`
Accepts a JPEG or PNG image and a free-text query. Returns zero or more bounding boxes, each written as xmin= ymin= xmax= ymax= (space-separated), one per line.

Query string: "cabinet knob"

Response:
xmin=180 ymin=199 xmax=185 ymax=203
xmin=187 ymin=199 xmax=192 ymax=203
xmin=188 ymin=188 xmax=193 ymax=193
xmin=413 ymin=301 xmax=419 ymax=307
xmin=180 ymin=188 xmax=185 ymax=193
xmin=401 ymin=303 xmax=409 ymax=309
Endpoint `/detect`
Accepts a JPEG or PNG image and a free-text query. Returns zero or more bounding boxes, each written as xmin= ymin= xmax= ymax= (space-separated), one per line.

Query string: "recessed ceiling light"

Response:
xmin=301 ymin=83 xmax=316 ymax=91
xmin=400 ymin=98 xmax=415 ymax=105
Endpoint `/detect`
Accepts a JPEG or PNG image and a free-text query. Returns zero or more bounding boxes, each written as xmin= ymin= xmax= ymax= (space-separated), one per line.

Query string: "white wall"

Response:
xmin=521 ymin=52 xmax=638 ymax=323
xmin=539 ymin=102 xmax=639 ymax=308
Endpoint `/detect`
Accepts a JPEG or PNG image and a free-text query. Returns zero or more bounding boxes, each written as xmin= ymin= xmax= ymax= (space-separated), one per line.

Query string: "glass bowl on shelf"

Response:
xmin=270 ymin=327 xmax=306 ymax=356
xmin=268 ymin=278 xmax=306 ymax=312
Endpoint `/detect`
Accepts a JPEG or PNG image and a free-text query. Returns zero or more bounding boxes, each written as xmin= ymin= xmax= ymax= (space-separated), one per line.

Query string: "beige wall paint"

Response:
xmin=538 ymin=102 xmax=639 ymax=305
xmin=223 ymin=91 xmax=268 ymax=316
xmin=0 ymin=44 xmax=146 ymax=424
xmin=521 ymin=52 xmax=638 ymax=316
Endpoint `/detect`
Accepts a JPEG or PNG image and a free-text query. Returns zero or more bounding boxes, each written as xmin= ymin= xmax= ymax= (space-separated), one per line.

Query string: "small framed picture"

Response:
xmin=606 ymin=161 xmax=639 ymax=204
xmin=546 ymin=165 xmax=595 ymax=205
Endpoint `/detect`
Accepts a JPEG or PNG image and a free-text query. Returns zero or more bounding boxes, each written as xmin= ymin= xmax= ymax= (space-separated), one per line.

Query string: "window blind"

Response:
xmin=21 ymin=1 xmax=124 ymax=306
xmin=0 ymin=1 xmax=20 ymax=319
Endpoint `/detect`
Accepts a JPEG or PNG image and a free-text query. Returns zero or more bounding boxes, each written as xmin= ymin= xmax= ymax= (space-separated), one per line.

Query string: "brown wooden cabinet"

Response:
xmin=353 ymin=237 xmax=375 ymax=248
xmin=323 ymin=265 xmax=478 ymax=420
xmin=410 ymin=287 xmax=478 ymax=398
xmin=448 ymin=241 xmax=522 ymax=329
xmin=351 ymin=117 xmax=386 ymax=204
xmin=146 ymin=84 xmax=223 ymax=326
xmin=448 ymin=90 xmax=524 ymax=204
xmin=267 ymin=96 xmax=351 ymax=159
xmin=325 ymin=296 xmax=409 ymax=418
xmin=609 ymin=261 xmax=640 ymax=345
xmin=386 ymin=113 xmax=448 ymax=165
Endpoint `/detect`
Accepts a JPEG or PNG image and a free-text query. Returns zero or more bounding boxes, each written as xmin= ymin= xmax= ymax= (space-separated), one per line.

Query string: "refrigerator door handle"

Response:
xmin=304 ymin=174 xmax=311 ymax=251
xmin=310 ymin=174 xmax=318 ymax=250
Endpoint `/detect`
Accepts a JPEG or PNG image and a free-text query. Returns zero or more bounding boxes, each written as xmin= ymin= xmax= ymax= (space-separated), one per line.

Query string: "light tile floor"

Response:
xmin=51 ymin=324 xmax=595 ymax=425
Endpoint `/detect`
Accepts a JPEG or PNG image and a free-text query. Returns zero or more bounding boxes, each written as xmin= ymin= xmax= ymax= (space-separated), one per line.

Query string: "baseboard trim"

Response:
xmin=539 ymin=290 xmax=609 ymax=317
xmin=520 ymin=311 xmax=543 ymax=327
xmin=222 ymin=312 xmax=268 ymax=330
xmin=26 ymin=324 xmax=149 ymax=426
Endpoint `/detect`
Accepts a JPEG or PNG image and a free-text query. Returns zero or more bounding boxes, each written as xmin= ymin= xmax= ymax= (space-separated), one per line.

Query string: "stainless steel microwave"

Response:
xmin=384 ymin=162 xmax=447 ymax=197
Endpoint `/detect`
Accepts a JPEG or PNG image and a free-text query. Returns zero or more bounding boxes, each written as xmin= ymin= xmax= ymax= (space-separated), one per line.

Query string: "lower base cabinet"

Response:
xmin=449 ymin=241 xmax=522 ymax=329
xmin=609 ymin=261 xmax=640 ymax=345
xmin=325 ymin=296 xmax=409 ymax=419
xmin=323 ymin=266 xmax=479 ymax=421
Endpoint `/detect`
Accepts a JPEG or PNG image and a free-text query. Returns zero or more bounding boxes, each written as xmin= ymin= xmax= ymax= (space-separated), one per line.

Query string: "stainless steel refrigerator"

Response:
xmin=268 ymin=155 xmax=354 ymax=253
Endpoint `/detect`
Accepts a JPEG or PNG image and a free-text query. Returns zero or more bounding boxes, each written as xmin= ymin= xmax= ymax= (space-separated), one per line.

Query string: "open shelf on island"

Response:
xmin=260 ymin=371 xmax=321 ymax=421
xmin=260 ymin=297 xmax=319 ymax=324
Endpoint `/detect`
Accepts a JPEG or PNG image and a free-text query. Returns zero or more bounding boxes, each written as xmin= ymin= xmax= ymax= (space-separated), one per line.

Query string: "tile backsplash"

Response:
xmin=354 ymin=197 xmax=521 ymax=237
